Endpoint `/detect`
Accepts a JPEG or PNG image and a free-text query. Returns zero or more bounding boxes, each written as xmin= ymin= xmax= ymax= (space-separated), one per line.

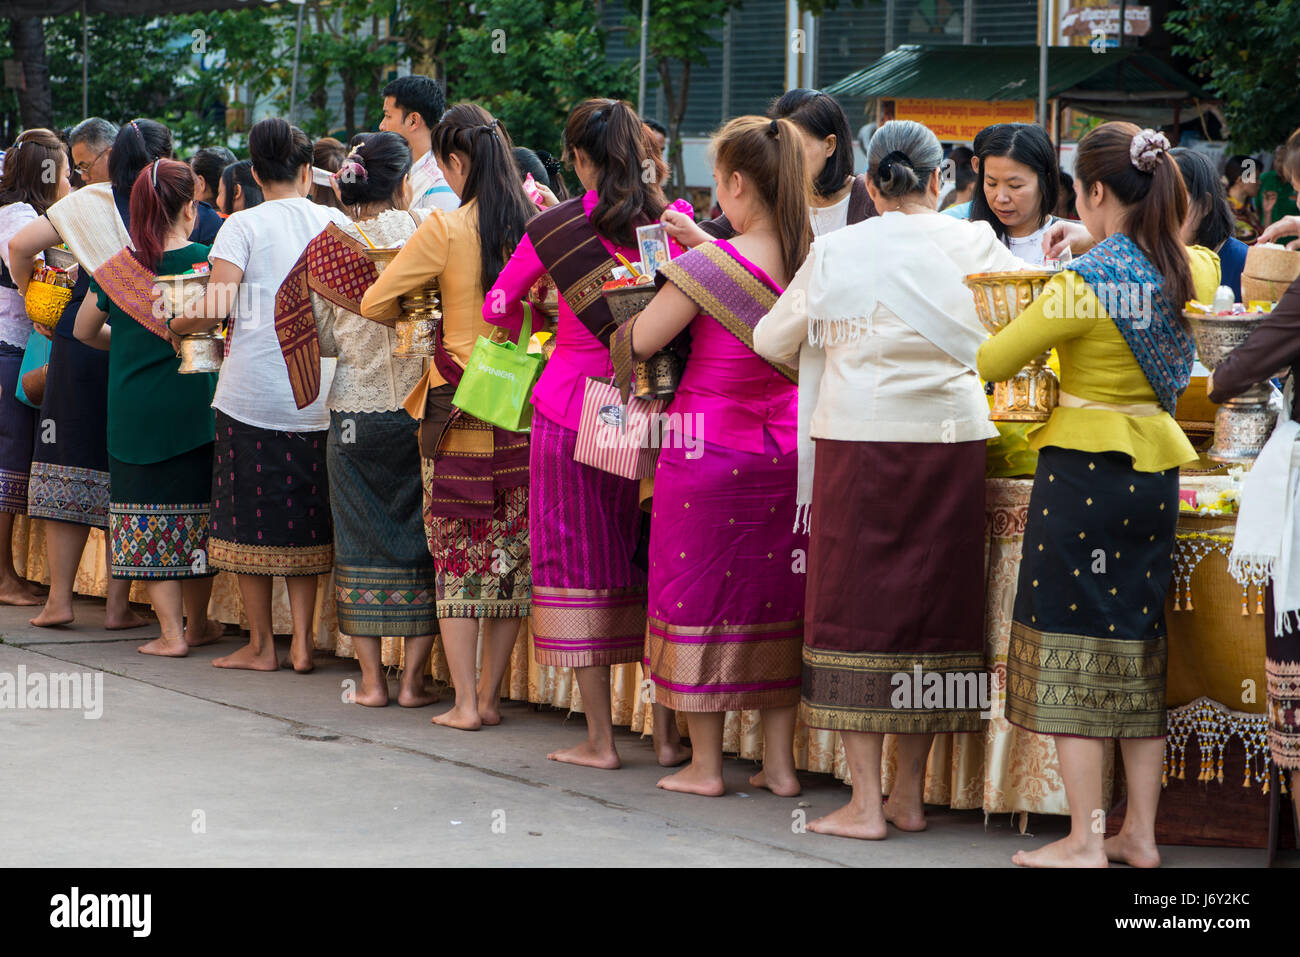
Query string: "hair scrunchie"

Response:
xmin=1129 ymin=129 xmax=1170 ymax=173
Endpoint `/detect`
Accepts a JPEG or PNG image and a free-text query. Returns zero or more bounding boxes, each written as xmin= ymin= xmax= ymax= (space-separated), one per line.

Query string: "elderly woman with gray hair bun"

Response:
xmin=753 ymin=119 xmax=1031 ymax=842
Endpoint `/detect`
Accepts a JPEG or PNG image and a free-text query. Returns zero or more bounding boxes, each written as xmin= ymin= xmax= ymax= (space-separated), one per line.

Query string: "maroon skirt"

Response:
xmin=802 ymin=438 xmax=988 ymax=734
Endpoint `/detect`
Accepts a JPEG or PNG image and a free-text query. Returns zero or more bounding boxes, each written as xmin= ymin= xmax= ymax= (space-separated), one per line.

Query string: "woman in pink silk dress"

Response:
xmin=484 ymin=99 xmax=693 ymax=770
xmin=615 ymin=115 xmax=811 ymax=796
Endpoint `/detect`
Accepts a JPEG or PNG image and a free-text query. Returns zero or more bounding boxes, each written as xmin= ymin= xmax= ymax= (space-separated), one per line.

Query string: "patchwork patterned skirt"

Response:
xmin=802 ymin=438 xmax=988 ymax=734
xmin=528 ymin=410 xmax=646 ymax=666
xmin=0 ymin=340 xmax=37 ymax=513
xmin=645 ymin=433 xmax=804 ymax=712
xmin=1006 ymin=446 xmax=1177 ymax=739
xmin=209 ymin=410 xmax=332 ymax=577
xmin=28 ymin=332 xmax=110 ymax=528
xmin=108 ymin=443 xmax=214 ymax=580
xmin=329 ymin=410 xmax=437 ymax=637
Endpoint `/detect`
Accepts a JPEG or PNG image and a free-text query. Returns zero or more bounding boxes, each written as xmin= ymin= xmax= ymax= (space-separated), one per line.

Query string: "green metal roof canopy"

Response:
xmin=824 ymin=44 xmax=1210 ymax=105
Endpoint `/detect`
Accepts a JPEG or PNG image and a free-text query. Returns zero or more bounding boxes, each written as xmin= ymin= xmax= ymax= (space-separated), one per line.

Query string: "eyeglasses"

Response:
xmin=73 ymin=147 xmax=109 ymax=176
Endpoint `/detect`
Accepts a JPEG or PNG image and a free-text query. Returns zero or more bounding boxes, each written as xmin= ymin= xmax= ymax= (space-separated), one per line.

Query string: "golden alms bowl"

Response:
xmin=965 ymin=269 xmax=1059 ymax=422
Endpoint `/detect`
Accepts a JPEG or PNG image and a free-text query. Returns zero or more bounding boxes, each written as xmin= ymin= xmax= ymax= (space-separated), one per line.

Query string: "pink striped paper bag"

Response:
xmin=573 ymin=377 xmax=666 ymax=480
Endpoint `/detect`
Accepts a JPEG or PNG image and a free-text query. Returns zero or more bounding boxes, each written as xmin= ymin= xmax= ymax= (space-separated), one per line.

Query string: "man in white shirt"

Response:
xmin=379 ymin=75 xmax=459 ymax=212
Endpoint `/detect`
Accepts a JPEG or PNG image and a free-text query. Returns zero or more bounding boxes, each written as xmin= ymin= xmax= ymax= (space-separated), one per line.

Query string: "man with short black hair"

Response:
xmin=379 ymin=75 xmax=458 ymax=212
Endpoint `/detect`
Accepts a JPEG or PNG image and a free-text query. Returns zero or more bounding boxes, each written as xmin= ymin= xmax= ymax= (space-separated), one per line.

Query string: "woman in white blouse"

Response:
xmin=754 ymin=120 xmax=1028 ymax=842
xmin=173 ymin=118 xmax=350 ymax=674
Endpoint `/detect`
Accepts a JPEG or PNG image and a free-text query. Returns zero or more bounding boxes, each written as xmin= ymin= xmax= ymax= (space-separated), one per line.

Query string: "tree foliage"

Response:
xmin=445 ymin=0 xmax=635 ymax=161
xmin=1167 ymin=0 xmax=1300 ymax=152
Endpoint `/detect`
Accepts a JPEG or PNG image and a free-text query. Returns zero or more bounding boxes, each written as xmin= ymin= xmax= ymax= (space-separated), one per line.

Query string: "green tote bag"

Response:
xmin=451 ymin=303 xmax=544 ymax=432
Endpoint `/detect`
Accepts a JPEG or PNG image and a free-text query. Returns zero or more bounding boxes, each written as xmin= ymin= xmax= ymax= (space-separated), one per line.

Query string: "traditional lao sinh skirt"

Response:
xmin=0 ymin=341 xmax=37 ymax=513
xmin=208 ymin=411 xmax=333 ymax=577
xmin=108 ymin=444 xmax=215 ymax=579
xmin=29 ymin=322 xmax=112 ymax=528
xmin=1006 ymin=447 xmax=1177 ymax=738
xmin=644 ymin=433 xmax=804 ymax=711
xmin=529 ymin=410 xmax=646 ymax=667
xmin=329 ymin=410 xmax=437 ymax=636
xmin=1263 ymin=591 xmax=1300 ymax=769
xmin=802 ymin=438 xmax=989 ymax=734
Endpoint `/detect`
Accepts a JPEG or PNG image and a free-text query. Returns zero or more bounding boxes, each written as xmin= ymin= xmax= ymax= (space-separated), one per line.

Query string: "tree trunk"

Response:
xmin=10 ymin=17 xmax=52 ymax=130
xmin=342 ymin=70 xmax=358 ymax=143
xmin=672 ymin=61 xmax=691 ymax=198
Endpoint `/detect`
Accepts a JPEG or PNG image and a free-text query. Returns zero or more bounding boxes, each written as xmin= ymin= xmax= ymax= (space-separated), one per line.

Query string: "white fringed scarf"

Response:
xmin=44 ymin=182 xmax=130 ymax=273
xmin=1228 ymin=381 xmax=1300 ymax=634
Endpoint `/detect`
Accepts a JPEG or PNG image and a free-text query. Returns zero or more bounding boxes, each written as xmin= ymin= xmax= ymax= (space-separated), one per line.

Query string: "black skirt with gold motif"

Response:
xmin=1007 ymin=446 xmax=1177 ymax=739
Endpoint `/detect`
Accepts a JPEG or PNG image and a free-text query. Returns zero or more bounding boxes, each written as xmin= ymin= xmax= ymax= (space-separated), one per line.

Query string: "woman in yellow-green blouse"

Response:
xmin=978 ymin=123 xmax=1218 ymax=870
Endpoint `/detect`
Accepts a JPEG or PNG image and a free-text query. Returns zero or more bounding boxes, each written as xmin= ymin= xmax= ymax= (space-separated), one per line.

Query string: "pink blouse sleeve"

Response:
xmin=483 ymin=233 xmax=544 ymax=337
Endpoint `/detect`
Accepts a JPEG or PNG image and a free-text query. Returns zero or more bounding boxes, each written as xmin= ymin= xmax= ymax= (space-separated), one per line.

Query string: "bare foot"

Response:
xmin=432 ymin=703 xmax=482 ymax=731
xmin=656 ymin=740 xmax=693 ymax=767
xmin=1104 ymin=832 xmax=1161 ymax=868
xmin=0 ymin=581 xmax=42 ymax=606
xmin=883 ymin=797 xmax=928 ymax=831
xmin=1013 ymin=837 xmax=1108 ymax=868
xmin=287 ymin=650 xmax=314 ymax=673
xmin=476 ymin=692 xmax=502 ymax=726
xmin=807 ymin=802 xmax=888 ymax=840
xmin=29 ymin=603 xmax=74 ymax=627
xmin=106 ymin=608 xmax=150 ymax=630
xmin=137 ymin=635 xmax=189 ymax=657
xmin=548 ymin=740 xmax=621 ymax=770
xmin=213 ymin=641 xmax=279 ymax=671
xmin=185 ymin=618 xmax=224 ymax=648
xmin=657 ymin=763 xmax=726 ymax=796
xmin=749 ymin=768 xmax=801 ymax=797
xmin=353 ymin=679 xmax=389 ymax=707
xmin=397 ymin=684 xmax=439 ymax=707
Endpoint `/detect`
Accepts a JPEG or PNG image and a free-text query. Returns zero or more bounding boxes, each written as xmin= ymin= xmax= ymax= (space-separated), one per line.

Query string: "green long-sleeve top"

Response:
xmin=976 ymin=245 xmax=1219 ymax=473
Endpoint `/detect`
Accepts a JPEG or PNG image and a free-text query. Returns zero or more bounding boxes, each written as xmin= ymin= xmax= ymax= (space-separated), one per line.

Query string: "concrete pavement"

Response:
xmin=0 ymin=597 xmax=1286 ymax=867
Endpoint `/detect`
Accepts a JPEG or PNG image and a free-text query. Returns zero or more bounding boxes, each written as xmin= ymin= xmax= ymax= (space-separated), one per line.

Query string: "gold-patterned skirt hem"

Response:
xmin=800 ymin=702 xmax=985 ymax=735
xmin=1006 ymin=620 xmax=1167 ymax=739
xmin=436 ymin=599 xmax=531 ymax=620
xmin=209 ymin=538 xmax=334 ymax=577
xmin=655 ymin=686 xmax=801 ymax=714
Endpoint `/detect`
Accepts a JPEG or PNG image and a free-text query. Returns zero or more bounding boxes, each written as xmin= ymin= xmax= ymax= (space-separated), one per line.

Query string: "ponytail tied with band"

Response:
xmin=768 ymin=119 xmax=779 ymax=137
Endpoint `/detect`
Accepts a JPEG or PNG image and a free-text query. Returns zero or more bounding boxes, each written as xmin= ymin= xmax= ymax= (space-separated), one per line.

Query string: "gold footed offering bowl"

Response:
xmin=155 ymin=272 xmax=221 ymax=374
xmin=362 ymin=246 xmax=441 ymax=357
xmin=1185 ymin=310 xmax=1278 ymax=463
xmin=965 ymin=270 xmax=1059 ymax=422
xmin=601 ymin=280 xmax=682 ymax=400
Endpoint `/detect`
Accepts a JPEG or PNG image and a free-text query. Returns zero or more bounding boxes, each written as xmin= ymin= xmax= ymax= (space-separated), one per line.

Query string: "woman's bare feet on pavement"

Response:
xmin=30 ymin=601 xmax=74 ymax=627
xmin=548 ymin=740 xmax=621 ymax=769
xmin=476 ymin=691 xmax=502 ymax=726
xmin=0 ymin=579 xmax=42 ymax=606
xmin=1104 ymin=832 xmax=1161 ymax=868
xmin=807 ymin=802 xmax=887 ymax=840
xmin=138 ymin=635 xmax=189 ymax=657
xmin=213 ymin=641 xmax=279 ymax=671
xmin=353 ymin=677 xmax=389 ymax=707
xmin=106 ymin=607 xmax=150 ymax=630
xmin=185 ymin=618 xmax=224 ymax=647
xmin=749 ymin=768 xmax=801 ymax=797
xmin=1012 ymin=837 xmax=1108 ymax=868
xmin=657 ymin=763 xmax=725 ymax=796
xmin=397 ymin=681 xmax=438 ymax=707
xmin=883 ymin=797 xmax=927 ymax=831
xmin=432 ymin=703 xmax=482 ymax=730
xmin=656 ymin=740 xmax=692 ymax=767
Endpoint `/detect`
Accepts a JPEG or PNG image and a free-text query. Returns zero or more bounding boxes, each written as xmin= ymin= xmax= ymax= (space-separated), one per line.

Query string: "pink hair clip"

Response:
xmin=1129 ymin=129 xmax=1170 ymax=173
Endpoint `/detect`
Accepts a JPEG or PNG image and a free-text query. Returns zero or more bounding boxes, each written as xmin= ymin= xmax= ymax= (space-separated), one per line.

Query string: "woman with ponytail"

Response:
xmin=618 ymin=115 xmax=809 ymax=797
xmin=482 ymin=98 xmax=694 ymax=768
xmin=172 ymin=117 xmax=351 ymax=674
xmin=361 ymin=104 xmax=536 ymax=730
xmin=273 ymin=130 xmax=440 ymax=708
xmin=9 ymin=117 xmax=220 ymax=636
xmin=755 ymin=120 xmax=1043 ymax=840
xmin=73 ymin=159 xmax=221 ymax=656
xmin=979 ymin=121 xmax=1219 ymax=867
